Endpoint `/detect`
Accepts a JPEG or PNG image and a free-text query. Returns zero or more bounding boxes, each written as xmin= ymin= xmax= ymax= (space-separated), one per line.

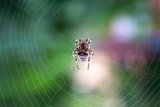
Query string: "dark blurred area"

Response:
xmin=0 ymin=0 xmax=160 ymax=107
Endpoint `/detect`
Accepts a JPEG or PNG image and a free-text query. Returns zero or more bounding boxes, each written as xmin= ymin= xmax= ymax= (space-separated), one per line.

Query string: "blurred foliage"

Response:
xmin=1 ymin=0 xmax=160 ymax=107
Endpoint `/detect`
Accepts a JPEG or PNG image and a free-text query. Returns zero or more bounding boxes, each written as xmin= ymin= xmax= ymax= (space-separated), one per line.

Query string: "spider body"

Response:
xmin=73 ymin=38 xmax=94 ymax=70
xmin=78 ymin=52 xmax=88 ymax=61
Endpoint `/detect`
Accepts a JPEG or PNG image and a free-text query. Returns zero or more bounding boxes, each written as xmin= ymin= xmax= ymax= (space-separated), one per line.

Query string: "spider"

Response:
xmin=73 ymin=38 xmax=94 ymax=70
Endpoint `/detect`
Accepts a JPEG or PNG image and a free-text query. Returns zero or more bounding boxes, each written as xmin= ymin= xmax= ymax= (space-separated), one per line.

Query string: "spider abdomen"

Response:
xmin=78 ymin=52 xmax=88 ymax=56
xmin=78 ymin=52 xmax=88 ymax=61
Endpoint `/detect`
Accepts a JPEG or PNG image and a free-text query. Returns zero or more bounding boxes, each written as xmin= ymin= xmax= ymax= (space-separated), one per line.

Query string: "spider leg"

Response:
xmin=79 ymin=38 xmax=82 ymax=43
xmin=87 ymin=39 xmax=91 ymax=48
xmin=75 ymin=55 xmax=79 ymax=70
xmin=75 ymin=40 xmax=78 ymax=47
xmin=87 ymin=49 xmax=94 ymax=70
xmin=85 ymin=38 xmax=89 ymax=42
xmin=91 ymin=50 xmax=94 ymax=57
xmin=73 ymin=50 xmax=79 ymax=69
xmin=89 ymin=49 xmax=94 ymax=57
xmin=92 ymin=53 xmax=94 ymax=58
xmin=88 ymin=39 xmax=91 ymax=43
xmin=87 ymin=51 xmax=91 ymax=70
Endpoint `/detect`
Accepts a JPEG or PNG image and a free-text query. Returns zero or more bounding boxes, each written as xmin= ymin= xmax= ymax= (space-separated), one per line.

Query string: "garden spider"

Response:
xmin=73 ymin=38 xmax=94 ymax=70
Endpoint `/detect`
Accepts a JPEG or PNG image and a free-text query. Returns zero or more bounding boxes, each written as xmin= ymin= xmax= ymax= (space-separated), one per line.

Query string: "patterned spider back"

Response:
xmin=79 ymin=40 xmax=88 ymax=51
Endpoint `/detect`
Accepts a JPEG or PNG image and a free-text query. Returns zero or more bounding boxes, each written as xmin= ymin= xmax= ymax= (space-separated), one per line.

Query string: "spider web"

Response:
xmin=0 ymin=0 xmax=160 ymax=107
